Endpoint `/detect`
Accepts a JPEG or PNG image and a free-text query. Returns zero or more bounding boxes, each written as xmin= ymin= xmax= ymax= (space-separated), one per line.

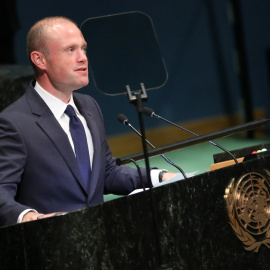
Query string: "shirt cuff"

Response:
xmin=151 ymin=169 xmax=168 ymax=186
xmin=17 ymin=209 xmax=38 ymax=223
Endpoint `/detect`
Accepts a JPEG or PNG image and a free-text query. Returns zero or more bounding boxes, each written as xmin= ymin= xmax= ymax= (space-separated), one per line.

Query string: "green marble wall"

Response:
xmin=0 ymin=65 xmax=34 ymax=111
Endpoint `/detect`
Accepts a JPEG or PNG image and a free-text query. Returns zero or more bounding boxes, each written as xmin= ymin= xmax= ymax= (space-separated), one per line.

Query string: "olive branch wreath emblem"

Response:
xmin=224 ymin=171 xmax=270 ymax=252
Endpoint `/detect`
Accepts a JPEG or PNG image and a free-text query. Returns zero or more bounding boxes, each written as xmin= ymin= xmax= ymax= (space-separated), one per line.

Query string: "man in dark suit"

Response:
xmin=0 ymin=17 xmax=175 ymax=226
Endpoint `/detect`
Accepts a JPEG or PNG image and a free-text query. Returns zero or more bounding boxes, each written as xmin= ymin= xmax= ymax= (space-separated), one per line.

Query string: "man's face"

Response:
xmin=44 ymin=20 xmax=89 ymax=92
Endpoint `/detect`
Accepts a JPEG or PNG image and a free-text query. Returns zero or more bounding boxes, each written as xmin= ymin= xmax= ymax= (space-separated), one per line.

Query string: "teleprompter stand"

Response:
xmin=126 ymin=83 xmax=173 ymax=270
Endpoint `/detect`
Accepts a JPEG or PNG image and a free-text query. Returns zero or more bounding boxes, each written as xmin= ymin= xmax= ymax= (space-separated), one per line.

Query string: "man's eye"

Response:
xmin=82 ymin=47 xmax=87 ymax=53
xmin=67 ymin=48 xmax=73 ymax=52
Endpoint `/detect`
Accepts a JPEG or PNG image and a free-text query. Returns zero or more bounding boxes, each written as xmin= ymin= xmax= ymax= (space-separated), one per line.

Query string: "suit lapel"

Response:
xmin=74 ymin=97 xmax=102 ymax=200
xmin=25 ymin=85 xmax=87 ymax=194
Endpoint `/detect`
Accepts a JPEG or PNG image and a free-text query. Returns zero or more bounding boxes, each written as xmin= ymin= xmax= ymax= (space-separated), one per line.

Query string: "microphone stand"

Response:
xmin=126 ymin=83 xmax=172 ymax=270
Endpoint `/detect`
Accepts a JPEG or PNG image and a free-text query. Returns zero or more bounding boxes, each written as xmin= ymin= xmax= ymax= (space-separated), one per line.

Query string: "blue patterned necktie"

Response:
xmin=65 ymin=105 xmax=91 ymax=189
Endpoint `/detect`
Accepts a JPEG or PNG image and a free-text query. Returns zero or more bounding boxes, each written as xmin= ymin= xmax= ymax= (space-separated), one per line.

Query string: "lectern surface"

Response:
xmin=1 ymin=153 xmax=270 ymax=269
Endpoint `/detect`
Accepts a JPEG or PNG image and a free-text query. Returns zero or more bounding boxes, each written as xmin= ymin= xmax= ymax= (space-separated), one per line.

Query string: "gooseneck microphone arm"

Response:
xmin=117 ymin=114 xmax=187 ymax=179
xmin=142 ymin=107 xmax=239 ymax=164
xmin=127 ymin=158 xmax=145 ymax=191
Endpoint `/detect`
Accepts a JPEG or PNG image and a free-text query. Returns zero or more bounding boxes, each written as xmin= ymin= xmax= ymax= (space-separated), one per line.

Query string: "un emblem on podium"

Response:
xmin=224 ymin=170 xmax=270 ymax=252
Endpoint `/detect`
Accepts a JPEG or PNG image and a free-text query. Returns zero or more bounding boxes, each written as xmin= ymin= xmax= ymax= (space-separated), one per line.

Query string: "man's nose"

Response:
xmin=78 ymin=50 xmax=87 ymax=62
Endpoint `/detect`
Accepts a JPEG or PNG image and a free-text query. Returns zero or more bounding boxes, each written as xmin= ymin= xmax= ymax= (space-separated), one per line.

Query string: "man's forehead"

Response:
xmin=46 ymin=21 xmax=85 ymax=40
xmin=47 ymin=20 xmax=75 ymax=33
xmin=46 ymin=28 xmax=87 ymax=49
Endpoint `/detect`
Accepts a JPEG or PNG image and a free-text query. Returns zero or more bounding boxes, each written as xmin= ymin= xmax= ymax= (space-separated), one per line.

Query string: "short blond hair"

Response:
xmin=27 ymin=16 xmax=77 ymax=69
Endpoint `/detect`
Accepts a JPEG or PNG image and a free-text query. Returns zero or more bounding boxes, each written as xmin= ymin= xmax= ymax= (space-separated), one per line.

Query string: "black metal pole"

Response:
xmin=229 ymin=0 xmax=254 ymax=137
xmin=130 ymin=89 xmax=172 ymax=269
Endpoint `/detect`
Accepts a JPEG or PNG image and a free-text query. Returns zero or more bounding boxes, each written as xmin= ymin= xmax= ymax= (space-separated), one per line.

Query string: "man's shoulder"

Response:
xmin=0 ymin=82 xmax=35 ymax=117
xmin=1 ymin=94 xmax=28 ymax=114
xmin=73 ymin=92 xmax=103 ymax=119
xmin=73 ymin=92 xmax=99 ymax=107
xmin=73 ymin=91 xmax=94 ymax=101
xmin=1 ymin=82 xmax=33 ymax=113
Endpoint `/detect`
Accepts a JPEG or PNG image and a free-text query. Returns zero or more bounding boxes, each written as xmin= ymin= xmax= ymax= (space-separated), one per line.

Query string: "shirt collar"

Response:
xmin=34 ymin=81 xmax=79 ymax=119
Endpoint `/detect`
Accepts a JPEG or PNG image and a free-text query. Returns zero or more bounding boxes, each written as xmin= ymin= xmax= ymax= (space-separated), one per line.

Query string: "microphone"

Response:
xmin=142 ymin=107 xmax=238 ymax=164
xmin=117 ymin=114 xmax=187 ymax=179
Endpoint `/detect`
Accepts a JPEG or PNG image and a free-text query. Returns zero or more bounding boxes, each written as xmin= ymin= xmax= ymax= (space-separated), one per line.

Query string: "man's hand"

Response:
xmin=161 ymin=172 xmax=177 ymax=182
xmin=22 ymin=211 xmax=67 ymax=223
xmin=22 ymin=211 xmax=44 ymax=222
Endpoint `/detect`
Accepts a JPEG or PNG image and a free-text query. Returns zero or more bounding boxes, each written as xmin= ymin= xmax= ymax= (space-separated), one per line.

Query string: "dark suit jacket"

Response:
xmin=0 ymin=81 xmax=150 ymax=226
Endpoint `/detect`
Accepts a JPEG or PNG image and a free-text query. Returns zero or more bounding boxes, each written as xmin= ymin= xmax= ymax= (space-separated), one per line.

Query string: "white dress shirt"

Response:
xmin=34 ymin=82 xmax=94 ymax=165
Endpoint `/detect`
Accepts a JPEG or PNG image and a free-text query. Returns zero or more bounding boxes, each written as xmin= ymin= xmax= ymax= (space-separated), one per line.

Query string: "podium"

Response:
xmin=1 ymin=152 xmax=270 ymax=269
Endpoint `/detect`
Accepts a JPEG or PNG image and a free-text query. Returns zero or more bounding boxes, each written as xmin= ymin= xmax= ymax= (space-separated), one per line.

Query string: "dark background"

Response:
xmin=5 ymin=0 xmax=270 ymax=136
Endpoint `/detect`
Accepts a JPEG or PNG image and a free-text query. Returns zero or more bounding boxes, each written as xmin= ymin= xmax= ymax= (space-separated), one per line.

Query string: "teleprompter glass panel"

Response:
xmin=80 ymin=11 xmax=168 ymax=95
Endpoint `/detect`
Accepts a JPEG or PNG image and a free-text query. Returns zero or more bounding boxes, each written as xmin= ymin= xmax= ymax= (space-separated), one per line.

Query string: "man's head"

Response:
xmin=27 ymin=17 xmax=89 ymax=96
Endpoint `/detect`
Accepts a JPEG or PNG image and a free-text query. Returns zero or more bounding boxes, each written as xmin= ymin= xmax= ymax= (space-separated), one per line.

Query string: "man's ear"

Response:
xmin=30 ymin=51 xmax=46 ymax=70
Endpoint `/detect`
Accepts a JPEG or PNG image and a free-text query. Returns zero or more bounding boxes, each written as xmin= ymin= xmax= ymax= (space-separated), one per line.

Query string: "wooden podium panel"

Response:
xmin=1 ymin=153 xmax=270 ymax=269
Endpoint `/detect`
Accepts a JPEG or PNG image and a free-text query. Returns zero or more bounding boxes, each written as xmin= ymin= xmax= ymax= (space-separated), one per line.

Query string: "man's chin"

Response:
xmin=73 ymin=80 xmax=89 ymax=91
